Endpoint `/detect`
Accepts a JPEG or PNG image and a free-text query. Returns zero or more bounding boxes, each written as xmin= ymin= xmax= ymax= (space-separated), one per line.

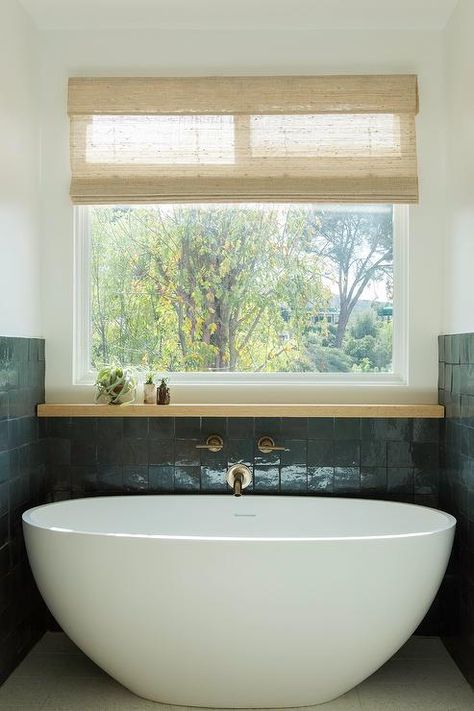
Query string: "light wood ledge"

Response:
xmin=37 ymin=403 xmax=444 ymax=418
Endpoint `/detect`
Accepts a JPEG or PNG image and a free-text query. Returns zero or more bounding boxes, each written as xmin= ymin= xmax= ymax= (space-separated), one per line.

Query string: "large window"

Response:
xmin=74 ymin=203 xmax=406 ymax=383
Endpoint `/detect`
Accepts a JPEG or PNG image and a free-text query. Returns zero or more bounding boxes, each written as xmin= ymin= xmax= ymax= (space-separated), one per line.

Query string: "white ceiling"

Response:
xmin=19 ymin=0 xmax=459 ymax=31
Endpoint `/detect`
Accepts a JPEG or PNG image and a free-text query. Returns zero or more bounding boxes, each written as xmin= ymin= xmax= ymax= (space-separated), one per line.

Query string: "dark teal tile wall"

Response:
xmin=44 ymin=415 xmax=440 ymax=505
xmin=0 ymin=337 xmax=47 ymax=683
xmin=439 ymin=332 xmax=474 ymax=684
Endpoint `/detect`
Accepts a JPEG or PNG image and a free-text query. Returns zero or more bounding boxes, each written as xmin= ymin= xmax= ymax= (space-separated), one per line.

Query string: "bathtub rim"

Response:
xmin=22 ymin=495 xmax=456 ymax=543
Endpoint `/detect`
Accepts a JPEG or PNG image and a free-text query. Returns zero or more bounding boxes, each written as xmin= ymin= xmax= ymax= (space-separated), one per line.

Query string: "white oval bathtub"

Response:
xmin=23 ymin=495 xmax=455 ymax=708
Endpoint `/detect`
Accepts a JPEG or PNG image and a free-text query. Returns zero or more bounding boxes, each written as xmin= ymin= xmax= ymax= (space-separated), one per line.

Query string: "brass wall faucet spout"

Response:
xmin=226 ymin=464 xmax=252 ymax=497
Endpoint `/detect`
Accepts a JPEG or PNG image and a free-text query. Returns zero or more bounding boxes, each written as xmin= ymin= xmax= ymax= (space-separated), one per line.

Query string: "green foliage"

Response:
xmin=293 ymin=334 xmax=353 ymax=373
xmin=350 ymin=311 xmax=378 ymax=340
xmin=89 ymin=205 xmax=393 ymax=374
xmin=345 ymin=317 xmax=392 ymax=372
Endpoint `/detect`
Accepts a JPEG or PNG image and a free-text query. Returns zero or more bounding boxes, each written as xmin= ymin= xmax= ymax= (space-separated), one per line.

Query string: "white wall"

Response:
xmin=39 ymin=28 xmax=447 ymax=403
xmin=443 ymin=0 xmax=474 ymax=335
xmin=0 ymin=0 xmax=42 ymax=337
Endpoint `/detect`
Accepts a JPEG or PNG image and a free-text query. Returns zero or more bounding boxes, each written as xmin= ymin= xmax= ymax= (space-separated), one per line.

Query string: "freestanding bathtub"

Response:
xmin=23 ymin=495 xmax=455 ymax=708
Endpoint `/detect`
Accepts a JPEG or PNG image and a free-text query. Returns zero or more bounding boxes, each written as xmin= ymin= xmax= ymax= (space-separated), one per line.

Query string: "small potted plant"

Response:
xmin=95 ymin=365 xmax=136 ymax=405
xmin=143 ymin=372 xmax=156 ymax=404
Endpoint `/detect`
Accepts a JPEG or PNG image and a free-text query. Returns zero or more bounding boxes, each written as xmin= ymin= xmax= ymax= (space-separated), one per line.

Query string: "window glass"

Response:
xmin=88 ymin=203 xmax=393 ymax=373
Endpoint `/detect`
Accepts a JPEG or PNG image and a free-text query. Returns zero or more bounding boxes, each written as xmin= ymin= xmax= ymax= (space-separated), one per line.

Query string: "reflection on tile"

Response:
xmin=200 ymin=465 xmax=227 ymax=491
xmin=280 ymin=464 xmax=307 ymax=491
xmin=174 ymin=466 xmax=200 ymax=490
xmin=174 ymin=440 xmax=200 ymax=466
xmin=334 ymin=467 xmax=360 ymax=493
xmin=123 ymin=465 xmax=149 ymax=490
xmin=281 ymin=439 xmax=306 ymax=465
xmin=254 ymin=465 xmax=279 ymax=491
xmin=308 ymin=466 xmax=334 ymax=492
xmin=149 ymin=465 xmax=174 ymax=492
xmin=227 ymin=438 xmax=253 ymax=466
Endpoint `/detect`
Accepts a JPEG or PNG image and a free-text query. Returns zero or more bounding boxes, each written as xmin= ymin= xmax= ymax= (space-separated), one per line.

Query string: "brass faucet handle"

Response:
xmin=257 ymin=436 xmax=289 ymax=454
xmin=195 ymin=434 xmax=224 ymax=453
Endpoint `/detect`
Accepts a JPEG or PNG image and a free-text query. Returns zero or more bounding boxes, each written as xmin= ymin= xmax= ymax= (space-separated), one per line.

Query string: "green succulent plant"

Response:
xmin=95 ymin=365 xmax=136 ymax=405
xmin=144 ymin=371 xmax=155 ymax=385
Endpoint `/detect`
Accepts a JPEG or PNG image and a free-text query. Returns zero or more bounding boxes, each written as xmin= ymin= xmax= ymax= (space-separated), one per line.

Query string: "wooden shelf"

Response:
xmin=37 ymin=403 xmax=444 ymax=418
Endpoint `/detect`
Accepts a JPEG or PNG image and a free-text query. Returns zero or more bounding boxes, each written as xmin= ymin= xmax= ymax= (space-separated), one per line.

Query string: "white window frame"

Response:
xmin=73 ymin=204 xmax=409 ymax=388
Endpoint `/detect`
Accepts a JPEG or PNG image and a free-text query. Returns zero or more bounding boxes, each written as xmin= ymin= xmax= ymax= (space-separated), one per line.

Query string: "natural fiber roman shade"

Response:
xmin=68 ymin=75 xmax=419 ymax=204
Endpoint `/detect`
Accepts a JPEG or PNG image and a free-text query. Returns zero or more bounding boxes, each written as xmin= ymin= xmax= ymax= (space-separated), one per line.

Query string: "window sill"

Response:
xmin=37 ymin=403 xmax=444 ymax=418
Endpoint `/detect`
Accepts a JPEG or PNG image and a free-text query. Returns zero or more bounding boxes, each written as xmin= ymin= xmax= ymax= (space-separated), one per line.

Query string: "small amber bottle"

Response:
xmin=157 ymin=378 xmax=170 ymax=405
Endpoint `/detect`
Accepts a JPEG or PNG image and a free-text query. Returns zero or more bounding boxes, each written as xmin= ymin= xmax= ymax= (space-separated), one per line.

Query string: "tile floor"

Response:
xmin=0 ymin=634 xmax=472 ymax=711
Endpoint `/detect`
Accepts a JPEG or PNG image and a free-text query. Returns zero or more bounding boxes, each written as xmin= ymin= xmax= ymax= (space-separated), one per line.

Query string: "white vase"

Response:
xmin=143 ymin=383 xmax=156 ymax=404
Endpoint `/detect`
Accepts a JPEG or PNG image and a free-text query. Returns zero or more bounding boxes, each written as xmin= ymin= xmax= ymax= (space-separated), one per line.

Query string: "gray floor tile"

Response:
xmin=357 ymin=681 xmax=474 ymax=711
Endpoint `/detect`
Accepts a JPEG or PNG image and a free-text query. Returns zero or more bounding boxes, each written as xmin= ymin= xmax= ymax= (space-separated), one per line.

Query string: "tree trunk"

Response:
xmin=334 ymin=305 xmax=350 ymax=348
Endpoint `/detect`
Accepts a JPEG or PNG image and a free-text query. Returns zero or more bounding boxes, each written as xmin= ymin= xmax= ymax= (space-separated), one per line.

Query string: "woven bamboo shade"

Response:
xmin=68 ymin=75 xmax=419 ymax=204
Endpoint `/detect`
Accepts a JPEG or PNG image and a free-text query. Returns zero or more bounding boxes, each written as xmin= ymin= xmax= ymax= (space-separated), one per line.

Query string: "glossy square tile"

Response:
xmin=97 ymin=418 xmax=123 ymax=442
xmin=148 ymin=418 xmax=175 ymax=440
xmin=174 ymin=466 xmax=200 ymax=490
xmin=123 ymin=465 xmax=149 ymax=490
xmin=334 ymin=467 xmax=360 ymax=492
xmin=361 ymin=466 xmax=387 ymax=493
xmin=308 ymin=439 xmax=335 ymax=467
xmin=387 ymin=467 xmax=414 ymax=494
xmin=387 ymin=441 xmax=413 ymax=468
xmin=334 ymin=440 xmax=360 ymax=467
xmin=227 ymin=418 xmax=254 ymax=438
xmin=200 ymin=417 xmax=227 ymax=437
xmin=200 ymin=465 xmax=227 ymax=491
xmin=149 ymin=465 xmax=174 ymax=492
xmin=175 ymin=418 xmax=201 ymax=439
xmin=121 ymin=438 xmax=148 ymax=465
xmin=227 ymin=438 xmax=253 ymax=467
xmin=70 ymin=440 xmax=97 ymax=466
xmin=123 ymin=418 xmax=148 ymax=439
xmin=360 ymin=440 xmax=387 ymax=467
xmin=97 ymin=440 xmax=123 ymax=465
xmin=254 ymin=465 xmax=279 ymax=491
xmin=280 ymin=464 xmax=307 ymax=491
xmin=148 ymin=440 xmax=174 ymax=466
xmin=412 ymin=418 xmax=440 ymax=443
xmin=308 ymin=417 xmax=335 ymax=440
xmin=281 ymin=417 xmax=308 ymax=439
xmin=174 ymin=439 xmax=200 ymax=466
xmin=255 ymin=417 xmax=281 ymax=439
xmin=281 ymin=439 xmax=307 ymax=465
xmin=335 ymin=418 xmax=361 ymax=440
xmin=97 ymin=465 xmax=123 ymax=491
xmin=71 ymin=418 xmax=97 ymax=441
